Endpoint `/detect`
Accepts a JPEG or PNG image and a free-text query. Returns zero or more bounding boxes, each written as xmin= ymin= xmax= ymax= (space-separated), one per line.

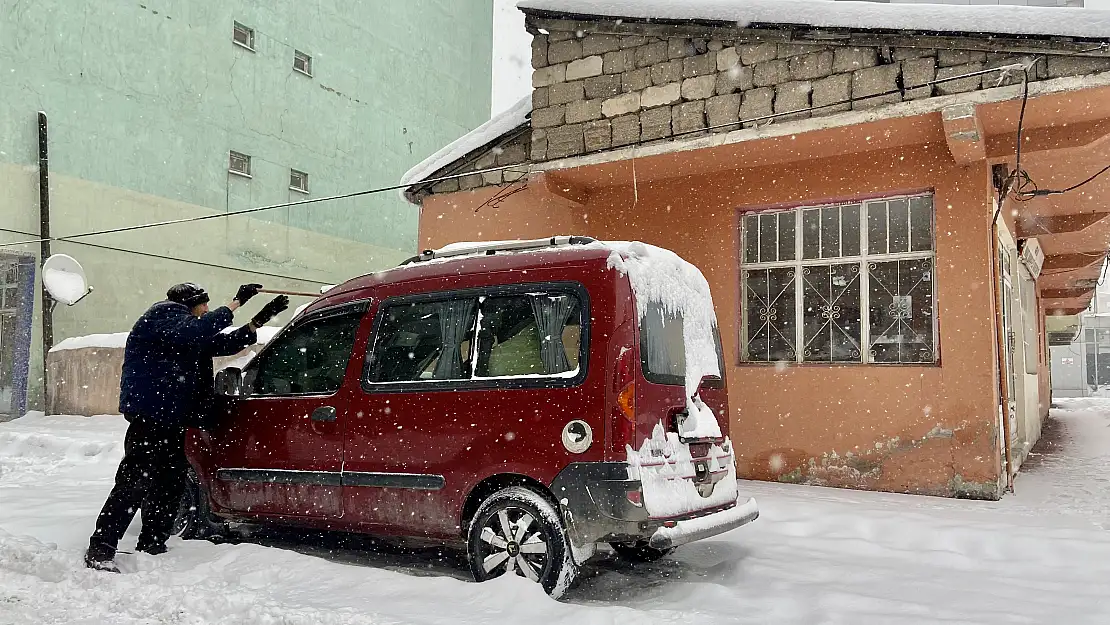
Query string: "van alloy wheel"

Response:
xmin=466 ymin=486 xmax=579 ymax=598
xmin=477 ymin=507 xmax=549 ymax=581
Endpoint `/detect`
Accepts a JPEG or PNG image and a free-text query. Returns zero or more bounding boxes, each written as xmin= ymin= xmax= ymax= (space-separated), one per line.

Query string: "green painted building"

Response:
xmin=0 ymin=0 xmax=493 ymax=417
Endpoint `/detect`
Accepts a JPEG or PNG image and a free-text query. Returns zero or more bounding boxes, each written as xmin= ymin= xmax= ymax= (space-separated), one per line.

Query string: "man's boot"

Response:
xmin=84 ymin=541 xmax=120 ymax=573
xmin=135 ymin=541 xmax=168 ymax=556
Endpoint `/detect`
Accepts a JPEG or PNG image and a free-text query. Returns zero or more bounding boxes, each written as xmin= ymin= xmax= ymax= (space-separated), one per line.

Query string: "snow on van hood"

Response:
xmin=601 ymin=241 xmax=723 ymax=440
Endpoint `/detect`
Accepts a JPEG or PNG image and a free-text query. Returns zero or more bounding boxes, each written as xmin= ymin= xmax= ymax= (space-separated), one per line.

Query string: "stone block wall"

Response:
xmin=409 ymin=22 xmax=1110 ymax=201
xmin=527 ymin=29 xmax=1110 ymax=163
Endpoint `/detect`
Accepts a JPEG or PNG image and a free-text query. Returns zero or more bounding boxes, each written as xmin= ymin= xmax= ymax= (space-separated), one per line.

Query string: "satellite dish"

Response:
xmin=42 ymin=254 xmax=93 ymax=306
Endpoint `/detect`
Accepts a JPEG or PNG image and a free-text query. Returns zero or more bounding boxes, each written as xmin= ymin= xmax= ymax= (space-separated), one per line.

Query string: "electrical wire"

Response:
xmin=2 ymin=59 xmax=1102 ymax=251
xmin=1020 ymin=163 xmax=1110 ymax=198
xmin=0 ymin=162 xmax=533 ymax=249
xmin=0 ymin=226 xmax=333 ymax=286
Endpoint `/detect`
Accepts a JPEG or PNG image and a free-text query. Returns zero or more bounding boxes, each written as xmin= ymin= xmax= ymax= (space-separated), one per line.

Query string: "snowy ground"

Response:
xmin=2 ymin=400 xmax=1109 ymax=624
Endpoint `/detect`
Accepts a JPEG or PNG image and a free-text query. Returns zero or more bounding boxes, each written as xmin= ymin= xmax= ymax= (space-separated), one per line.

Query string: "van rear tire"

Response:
xmin=609 ymin=540 xmax=674 ymax=562
xmin=466 ymin=486 xmax=579 ymax=598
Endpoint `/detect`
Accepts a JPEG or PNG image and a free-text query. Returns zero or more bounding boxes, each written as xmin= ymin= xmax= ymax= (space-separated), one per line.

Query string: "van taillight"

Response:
xmin=612 ymin=347 xmax=636 ymax=454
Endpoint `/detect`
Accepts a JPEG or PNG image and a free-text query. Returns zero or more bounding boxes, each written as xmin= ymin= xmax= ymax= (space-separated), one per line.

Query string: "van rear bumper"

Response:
xmin=648 ymin=496 xmax=759 ymax=550
xmin=551 ymin=462 xmax=757 ymax=550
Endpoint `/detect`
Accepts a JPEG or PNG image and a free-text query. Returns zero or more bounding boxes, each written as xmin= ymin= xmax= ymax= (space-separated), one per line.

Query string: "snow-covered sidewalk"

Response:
xmin=1 ymin=401 xmax=1109 ymax=624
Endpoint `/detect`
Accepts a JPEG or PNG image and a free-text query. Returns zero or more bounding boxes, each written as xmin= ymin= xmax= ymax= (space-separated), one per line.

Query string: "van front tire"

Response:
xmin=173 ymin=467 xmax=225 ymax=541
xmin=466 ymin=486 xmax=579 ymax=598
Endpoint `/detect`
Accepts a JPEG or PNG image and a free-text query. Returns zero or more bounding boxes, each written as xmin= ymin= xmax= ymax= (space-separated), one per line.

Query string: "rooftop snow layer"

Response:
xmin=399 ymin=95 xmax=532 ymax=194
xmin=517 ymin=0 xmax=1110 ymax=40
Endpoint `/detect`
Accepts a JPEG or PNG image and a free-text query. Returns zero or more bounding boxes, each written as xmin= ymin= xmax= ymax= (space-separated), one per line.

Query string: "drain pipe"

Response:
xmin=38 ymin=111 xmax=53 ymax=397
xmin=991 ymin=165 xmax=1016 ymax=494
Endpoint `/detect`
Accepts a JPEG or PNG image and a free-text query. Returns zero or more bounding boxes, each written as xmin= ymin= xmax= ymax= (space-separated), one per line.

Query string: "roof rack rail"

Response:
xmin=400 ymin=236 xmax=597 ymax=265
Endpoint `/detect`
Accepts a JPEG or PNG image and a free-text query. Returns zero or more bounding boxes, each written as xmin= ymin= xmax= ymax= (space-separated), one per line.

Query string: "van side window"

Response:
xmin=640 ymin=301 xmax=724 ymax=386
xmin=475 ymin=293 xmax=582 ymax=378
xmin=367 ymin=299 xmax=477 ymax=383
xmin=250 ymin=312 xmax=361 ymax=396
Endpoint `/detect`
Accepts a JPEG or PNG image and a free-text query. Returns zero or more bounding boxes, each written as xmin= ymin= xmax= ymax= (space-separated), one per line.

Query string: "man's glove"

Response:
xmin=235 ymin=284 xmax=263 ymax=305
xmin=252 ymin=295 xmax=289 ymax=327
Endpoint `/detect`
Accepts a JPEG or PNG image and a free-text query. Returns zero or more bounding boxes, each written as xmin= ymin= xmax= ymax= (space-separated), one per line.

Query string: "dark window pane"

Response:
xmin=640 ymin=302 xmax=685 ymax=384
xmin=910 ymin=196 xmax=934 ymax=252
xmin=803 ymin=209 xmax=821 ymax=259
xmin=759 ymin=213 xmax=778 ymax=263
xmin=367 ymin=300 xmax=476 ymax=383
xmin=868 ymin=201 xmax=888 ymax=255
xmin=888 ymin=199 xmax=910 ymax=253
xmin=868 ymin=259 xmax=935 ymax=363
xmin=475 ymin=293 xmax=584 ymax=378
xmin=821 ymin=207 xmax=841 ymax=258
xmin=778 ymin=212 xmax=796 ymax=261
xmin=842 ymin=204 xmax=861 ymax=257
xmin=253 ymin=312 xmax=361 ymax=394
xmin=744 ymin=214 xmax=758 ymax=263
xmin=801 ymin=263 xmax=861 ymax=363
xmin=744 ymin=268 xmax=797 ymax=361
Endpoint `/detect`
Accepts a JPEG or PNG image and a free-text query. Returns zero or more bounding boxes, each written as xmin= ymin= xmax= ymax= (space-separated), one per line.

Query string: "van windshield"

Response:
xmin=639 ymin=301 xmax=724 ymax=387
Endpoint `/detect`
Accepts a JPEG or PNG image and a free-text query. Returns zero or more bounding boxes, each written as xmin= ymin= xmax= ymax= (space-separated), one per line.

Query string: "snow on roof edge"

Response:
xmin=517 ymin=0 xmax=1110 ymax=41
xmin=398 ymin=96 xmax=533 ymax=202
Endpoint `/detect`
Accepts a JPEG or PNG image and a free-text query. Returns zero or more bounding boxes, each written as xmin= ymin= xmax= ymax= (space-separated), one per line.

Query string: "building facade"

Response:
xmin=1050 ymin=276 xmax=1110 ymax=397
xmin=0 ymin=0 xmax=494 ymax=418
xmin=401 ymin=0 xmax=1110 ymax=498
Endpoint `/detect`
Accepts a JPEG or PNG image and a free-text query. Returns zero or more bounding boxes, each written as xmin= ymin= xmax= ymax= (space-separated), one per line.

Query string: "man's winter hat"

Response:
xmin=167 ymin=283 xmax=210 ymax=307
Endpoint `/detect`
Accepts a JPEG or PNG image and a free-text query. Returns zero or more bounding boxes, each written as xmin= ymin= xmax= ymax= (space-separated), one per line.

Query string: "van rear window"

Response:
xmin=640 ymin=302 xmax=724 ymax=387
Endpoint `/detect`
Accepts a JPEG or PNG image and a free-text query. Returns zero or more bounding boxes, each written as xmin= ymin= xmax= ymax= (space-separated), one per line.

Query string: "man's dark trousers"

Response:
xmin=88 ymin=414 xmax=188 ymax=558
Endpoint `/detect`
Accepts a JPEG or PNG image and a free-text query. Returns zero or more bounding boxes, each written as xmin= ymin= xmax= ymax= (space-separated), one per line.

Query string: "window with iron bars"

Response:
xmin=740 ymin=194 xmax=937 ymax=364
xmin=229 ymin=151 xmax=252 ymax=177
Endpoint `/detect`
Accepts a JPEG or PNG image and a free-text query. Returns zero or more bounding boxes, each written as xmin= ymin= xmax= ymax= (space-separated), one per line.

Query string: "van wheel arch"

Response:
xmin=460 ymin=474 xmax=558 ymax=537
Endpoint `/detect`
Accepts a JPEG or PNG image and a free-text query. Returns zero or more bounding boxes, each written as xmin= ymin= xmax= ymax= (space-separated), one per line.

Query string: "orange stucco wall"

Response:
xmin=419 ymin=142 xmax=1005 ymax=498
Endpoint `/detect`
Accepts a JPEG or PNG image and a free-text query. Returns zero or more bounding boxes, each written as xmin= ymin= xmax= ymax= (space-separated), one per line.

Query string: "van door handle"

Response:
xmin=311 ymin=406 xmax=337 ymax=422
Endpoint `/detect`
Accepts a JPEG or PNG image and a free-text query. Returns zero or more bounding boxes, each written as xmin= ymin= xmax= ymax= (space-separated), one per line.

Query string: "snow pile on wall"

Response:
xmin=627 ymin=424 xmax=738 ymax=519
xmin=49 ymin=333 xmax=129 ymax=353
xmin=517 ymin=0 xmax=1110 ymax=39
xmin=603 ymin=241 xmax=722 ymax=439
xmin=51 ymin=325 xmax=281 ymax=355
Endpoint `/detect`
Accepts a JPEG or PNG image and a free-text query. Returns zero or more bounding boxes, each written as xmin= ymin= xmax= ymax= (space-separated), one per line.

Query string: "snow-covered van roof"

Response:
xmin=517 ymin=0 xmax=1110 ymax=40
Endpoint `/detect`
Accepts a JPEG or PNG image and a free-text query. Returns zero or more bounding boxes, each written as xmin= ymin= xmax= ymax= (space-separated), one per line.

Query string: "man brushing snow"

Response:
xmin=84 ymin=282 xmax=289 ymax=572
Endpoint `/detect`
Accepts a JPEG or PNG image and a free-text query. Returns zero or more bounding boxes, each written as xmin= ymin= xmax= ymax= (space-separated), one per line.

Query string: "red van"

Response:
xmin=179 ymin=237 xmax=758 ymax=597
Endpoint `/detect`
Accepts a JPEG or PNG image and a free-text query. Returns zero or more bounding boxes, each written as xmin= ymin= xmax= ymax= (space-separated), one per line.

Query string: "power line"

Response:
xmin=0 ymin=61 xmax=1088 ymax=252
xmin=1022 ymin=163 xmax=1110 ymax=198
xmin=0 ymin=162 xmax=532 ymax=249
xmin=0 ymin=227 xmax=333 ymax=286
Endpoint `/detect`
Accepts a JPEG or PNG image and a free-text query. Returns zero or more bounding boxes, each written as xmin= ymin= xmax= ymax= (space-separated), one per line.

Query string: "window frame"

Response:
xmin=289 ymin=169 xmax=309 ymax=193
xmin=242 ymin=300 xmax=371 ymax=398
xmin=739 ymin=192 xmax=939 ymax=366
xmin=229 ymin=151 xmax=252 ymax=178
xmin=361 ymin=282 xmax=590 ymax=394
xmin=232 ymin=22 xmax=255 ymax=51
xmin=293 ymin=50 xmax=313 ymax=76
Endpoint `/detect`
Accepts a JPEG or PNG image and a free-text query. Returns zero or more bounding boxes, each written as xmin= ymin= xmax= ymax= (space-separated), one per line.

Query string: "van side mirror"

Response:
xmin=215 ymin=367 xmax=245 ymax=397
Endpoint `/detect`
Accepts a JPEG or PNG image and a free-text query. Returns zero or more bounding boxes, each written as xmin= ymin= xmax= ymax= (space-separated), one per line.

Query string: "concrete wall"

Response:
xmin=0 ymin=0 xmax=494 ymax=411
xmin=418 ymin=142 xmax=1006 ymax=498
xmin=46 ymin=344 xmax=259 ymax=417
